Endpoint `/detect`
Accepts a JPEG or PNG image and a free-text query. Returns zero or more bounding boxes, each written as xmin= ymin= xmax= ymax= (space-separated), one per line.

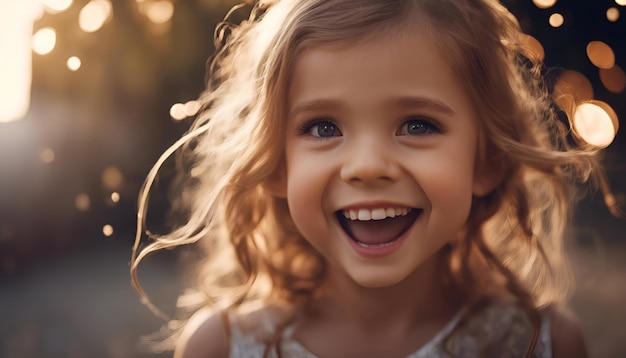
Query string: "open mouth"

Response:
xmin=336 ymin=207 xmax=421 ymax=248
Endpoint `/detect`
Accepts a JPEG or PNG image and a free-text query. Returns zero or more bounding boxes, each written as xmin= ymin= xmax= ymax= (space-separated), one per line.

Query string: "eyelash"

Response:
xmin=297 ymin=119 xmax=342 ymax=138
xmin=397 ymin=117 xmax=443 ymax=136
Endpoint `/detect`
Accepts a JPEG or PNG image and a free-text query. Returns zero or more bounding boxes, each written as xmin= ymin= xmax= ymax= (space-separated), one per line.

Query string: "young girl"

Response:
xmin=132 ymin=0 xmax=616 ymax=356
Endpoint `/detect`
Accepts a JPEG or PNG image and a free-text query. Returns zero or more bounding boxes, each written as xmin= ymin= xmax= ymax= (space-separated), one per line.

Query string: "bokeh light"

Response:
xmin=600 ymin=65 xmax=626 ymax=94
xmin=102 ymin=224 xmax=114 ymax=237
xmin=39 ymin=148 xmax=56 ymax=163
xmin=170 ymin=102 xmax=186 ymax=121
xmin=32 ymin=27 xmax=57 ymax=55
xmin=102 ymin=166 xmax=124 ymax=190
xmin=607 ymin=7 xmax=620 ymax=22
xmin=519 ymin=33 xmax=545 ymax=62
xmin=549 ymin=13 xmax=564 ymax=27
xmin=616 ymin=0 xmax=626 ymax=6
xmin=110 ymin=192 xmax=120 ymax=203
xmin=586 ymin=41 xmax=616 ymax=69
xmin=554 ymin=70 xmax=594 ymax=112
xmin=184 ymin=100 xmax=201 ymax=117
xmin=533 ymin=0 xmax=557 ymax=9
xmin=145 ymin=1 xmax=174 ymax=24
xmin=573 ymin=101 xmax=619 ymax=148
xmin=79 ymin=0 xmax=112 ymax=33
xmin=75 ymin=194 xmax=91 ymax=212
xmin=67 ymin=56 xmax=82 ymax=71
xmin=43 ymin=0 xmax=73 ymax=13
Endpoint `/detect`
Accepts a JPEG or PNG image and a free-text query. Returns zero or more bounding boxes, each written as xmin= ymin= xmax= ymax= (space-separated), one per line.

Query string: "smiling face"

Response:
xmin=279 ymin=30 xmax=492 ymax=289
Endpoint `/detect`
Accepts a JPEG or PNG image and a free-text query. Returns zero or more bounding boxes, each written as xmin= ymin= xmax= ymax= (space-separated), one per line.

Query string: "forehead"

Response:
xmin=287 ymin=31 xmax=475 ymax=121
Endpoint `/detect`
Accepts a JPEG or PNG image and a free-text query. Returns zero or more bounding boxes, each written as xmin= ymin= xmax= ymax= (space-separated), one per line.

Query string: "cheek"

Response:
xmin=285 ymin=159 xmax=330 ymax=242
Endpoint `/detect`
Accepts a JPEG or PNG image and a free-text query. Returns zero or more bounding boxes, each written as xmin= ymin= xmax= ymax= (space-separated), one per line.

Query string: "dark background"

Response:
xmin=0 ymin=0 xmax=624 ymax=357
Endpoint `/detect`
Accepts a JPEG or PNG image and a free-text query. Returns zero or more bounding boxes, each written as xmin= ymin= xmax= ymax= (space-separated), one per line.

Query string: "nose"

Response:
xmin=340 ymin=137 xmax=401 ymax=185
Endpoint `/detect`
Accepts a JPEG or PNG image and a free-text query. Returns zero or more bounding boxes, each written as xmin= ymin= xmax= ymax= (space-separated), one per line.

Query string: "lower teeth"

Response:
xmin=355 ymin=239 xmax=398 ymax=248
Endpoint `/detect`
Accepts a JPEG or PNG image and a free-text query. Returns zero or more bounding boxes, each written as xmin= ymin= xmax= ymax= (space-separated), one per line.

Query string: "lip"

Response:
xmin=338 ymin=201 xmax=414 ymax=211
xmin=335 ymin=203 xmax=421 ymax=259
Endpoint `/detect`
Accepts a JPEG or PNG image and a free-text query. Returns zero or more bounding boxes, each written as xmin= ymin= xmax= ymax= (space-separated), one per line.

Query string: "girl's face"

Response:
xmin=279 ymin=30 xmax=493 ymax=289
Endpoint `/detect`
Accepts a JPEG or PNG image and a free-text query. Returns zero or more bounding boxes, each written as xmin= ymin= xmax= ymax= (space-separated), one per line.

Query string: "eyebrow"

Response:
xmin=289 ymin=96 xmax=456 ymax=118
xmin=288 ymin=99 xmax=343 ymax=118
xmin=393 ymin=96 xmax=456 ymax=116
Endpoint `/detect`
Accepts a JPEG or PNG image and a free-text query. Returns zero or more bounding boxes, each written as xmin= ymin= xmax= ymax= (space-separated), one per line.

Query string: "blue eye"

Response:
xmin=398 ymin=118 xmax=438 ymax=136
xmin=301 ymin=120 xmax=342 ymax=138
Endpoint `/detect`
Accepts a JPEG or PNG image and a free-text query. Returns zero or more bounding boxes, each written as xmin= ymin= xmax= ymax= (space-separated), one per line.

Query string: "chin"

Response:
xmin=343 ymin=265 xmax=416 ymax=289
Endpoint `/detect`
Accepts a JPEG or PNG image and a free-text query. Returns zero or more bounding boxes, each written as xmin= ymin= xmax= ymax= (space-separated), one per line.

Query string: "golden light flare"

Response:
xmin=533 ymin=0 xmax=557 ymax=9
xmin=67 ymin=56 xmax=82 ymax=71
xmin=607 ymin=7 xmax=621 ymax=22
xmin=170 ymin=103 xmax=187 ymax=121
xmin=573 ymin=101 xmax=619 ymax=148
xmin=32 ymin=27 xmax=57 ymax=55
xmin=519 ymin=34 xmax=545 ymax=62
xmin=79 ymin=0 xmax=113 ymax=33
xmin=102 ymin=166 xmax=124 ymax=190
xmin=586 ymin=41 xmax=616 ymax=69
xmin=616 ymin=0 xmax=626 ymax=6
xmin=102 ymin=224 xmax=114 ymax=237
xmin=554 ymin=70 xmax=594 ymax=112
xmin=43 ymin=0 xmax=73 ymax=14
xmin=75 ymin=193 xmax=91 ymax=211
xmin=600 ymin=65 xmax=626 ymax=94
xmin=39 ymin=148 xmax=56 ymax=163
xmin=0 ymin=2 xmax=42 ymax=122
xmin=549 ymin=13 xmax=564 ymax=27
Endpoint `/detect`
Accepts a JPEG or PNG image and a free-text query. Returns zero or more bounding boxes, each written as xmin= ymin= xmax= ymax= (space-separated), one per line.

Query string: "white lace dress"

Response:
xmin=228 ymin=302 xmax=551 ymax=358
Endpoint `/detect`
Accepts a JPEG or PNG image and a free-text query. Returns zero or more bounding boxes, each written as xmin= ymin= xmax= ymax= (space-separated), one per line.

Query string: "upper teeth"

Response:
xmin=342 ymin=208 xmax=412 ymax=221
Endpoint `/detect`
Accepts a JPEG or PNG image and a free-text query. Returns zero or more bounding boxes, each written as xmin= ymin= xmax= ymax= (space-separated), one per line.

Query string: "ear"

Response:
xmin=472 ymin=157 xmax=505 ymax=197
xmin=264 ymin=166 xmax=287 ymax=198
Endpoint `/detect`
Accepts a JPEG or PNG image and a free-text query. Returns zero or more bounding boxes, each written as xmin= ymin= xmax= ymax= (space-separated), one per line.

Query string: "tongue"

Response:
xmin=345 ymin=214 xmax=414 ymax=245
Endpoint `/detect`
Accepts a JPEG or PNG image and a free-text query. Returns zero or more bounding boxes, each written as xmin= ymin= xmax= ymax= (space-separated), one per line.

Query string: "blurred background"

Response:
xmin=0 ymin=0 xmax=624 ymax=357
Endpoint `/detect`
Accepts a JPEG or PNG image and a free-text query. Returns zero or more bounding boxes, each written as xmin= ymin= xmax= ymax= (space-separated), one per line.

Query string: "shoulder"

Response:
xmin=174 ymin=301 xmax=293 ymax=358
xmin=174 ymin=307 xmax=230 ymax=358
xmin=548 ymin=305 xmax=588 ymax=358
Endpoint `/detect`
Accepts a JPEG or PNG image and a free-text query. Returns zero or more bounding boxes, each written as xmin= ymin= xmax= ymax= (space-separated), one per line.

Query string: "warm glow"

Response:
xmin=32 ymin=27 xmax=57 ymax=55
xmin=43 ymin=0 xmax=73 ymax=13
xmin=519 ymin=34 xmax=545 ymax=61
xmin=40 ymin=148 xmax=55 ymax=163
xmin=586 ymin=41 xmax=615 ymax=69
xmin=616 ymin=0 xmax=626 ymax=6
xmin=0 ymin=2 xmax=42 ymax=122
xmin=79 ymin=0 xmax=112 ymax=33
xmin=102 ymin=224 xmax=114 ymax=237
xmin=111 ymin=192 xmax=120 ymax=203
xmin=533 ymin=0 xmax=557 ymax=9
xmin=549 ymin=13 xmax=564 ymax=27
xmin=170 ymin=103 xmax=186 ymax=121
xmin=145 ymin=1 xmax=174 ymax=24
xmin=67 ymin=56 xmax=82 ymax=71
xmin=600 ymin=65 xmax=626 ymax=93
xmin=573 ymin=101 xmax=619 ymax=147
xmin=607 ymin=7 xmax=620 ymax=22
xmin=184 ymin=100 xmax=201 ymax=117
xmin=102 ymin=166 xmax=124 ymax=190
xmin=75 ymin=193 xmax=91 ymax=211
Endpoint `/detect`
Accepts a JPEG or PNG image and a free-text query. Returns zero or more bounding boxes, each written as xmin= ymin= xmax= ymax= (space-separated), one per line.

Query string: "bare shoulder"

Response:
xmin=549 ymin=305 xmax=588 ymax=358
xmin=174 ymin=307 xmax=229 ymax=358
